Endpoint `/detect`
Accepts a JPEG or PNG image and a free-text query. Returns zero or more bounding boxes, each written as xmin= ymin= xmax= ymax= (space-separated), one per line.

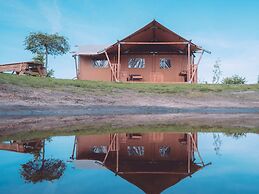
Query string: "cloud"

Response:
xmin=39 ymin=0 xmax=62 ymax=33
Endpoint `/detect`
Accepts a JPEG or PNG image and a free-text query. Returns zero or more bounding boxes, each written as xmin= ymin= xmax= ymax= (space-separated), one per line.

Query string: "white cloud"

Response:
xmin=39 ymin=0 xmax=62 ymax=33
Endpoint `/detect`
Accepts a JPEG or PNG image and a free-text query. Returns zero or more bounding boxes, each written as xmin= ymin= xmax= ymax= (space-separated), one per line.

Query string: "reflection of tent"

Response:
xmin=119 ymin=168 xmax=200 ymax=194
xmin=73 ymin=160 xmax=105 ymax=170
xmin=121 ymin=173 xmax=196 ymax=194
xmin=105 ymin=160 xmax=202 ymax=194
xmin=72 ymin=132 xmax=210 ymax=194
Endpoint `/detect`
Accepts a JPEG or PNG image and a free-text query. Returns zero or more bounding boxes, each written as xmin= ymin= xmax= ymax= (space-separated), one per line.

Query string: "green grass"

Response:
xmin=0 ymin=73 xmax=258 ymax=94
xmin=1 ymin=123 xmax=258 ymax=142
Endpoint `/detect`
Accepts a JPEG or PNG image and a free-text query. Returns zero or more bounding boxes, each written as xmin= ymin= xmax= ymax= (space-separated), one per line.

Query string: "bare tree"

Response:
xmin=212 ymin=59 xmax=222 ymax=84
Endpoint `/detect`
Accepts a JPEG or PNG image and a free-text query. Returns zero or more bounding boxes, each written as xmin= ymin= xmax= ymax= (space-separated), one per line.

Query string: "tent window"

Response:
xmin=160 ymin=58 xmax=171 ymax=69
xmin=92 ymin=59 xmax=109 ymax=68
xmin=159 ymin=146 xmax=170 ymax=157
xmin=127 ymin=146 xmax=144 ymax=156
xmin=91 ymin=146 xmax=108 ymax=154
xmin=128 ymin=58 xmax=145 ymax=68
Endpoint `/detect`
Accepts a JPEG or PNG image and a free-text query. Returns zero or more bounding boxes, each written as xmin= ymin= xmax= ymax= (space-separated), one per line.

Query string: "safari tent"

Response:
xmin=74 ymin=20 xmax=209 ymax=83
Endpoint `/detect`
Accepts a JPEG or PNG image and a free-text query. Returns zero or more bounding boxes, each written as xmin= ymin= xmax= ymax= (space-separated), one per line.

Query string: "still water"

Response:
xmin=0 ymin=132 xmax=258 ymax=194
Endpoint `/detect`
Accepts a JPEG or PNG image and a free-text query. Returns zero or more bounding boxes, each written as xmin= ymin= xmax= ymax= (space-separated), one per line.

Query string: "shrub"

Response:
xmin=222 ymin=75 xmax=246 ymax=84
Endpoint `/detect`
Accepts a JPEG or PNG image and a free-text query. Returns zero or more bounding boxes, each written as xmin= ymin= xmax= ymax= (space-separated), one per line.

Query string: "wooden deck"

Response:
xmin=0 ymin=61 xmax=46 ymax=76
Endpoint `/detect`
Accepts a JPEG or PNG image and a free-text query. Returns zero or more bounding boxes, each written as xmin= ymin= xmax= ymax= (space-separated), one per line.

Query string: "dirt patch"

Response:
xmin=0 ymin=84 xmax=259 ymax=134
xmin=0 ymin=105 xmax=259 ymax=118
xmin=1 ymin=84 xmax=259 ymax=108
xmin=0 ymin=114 xmax=258 ymax=136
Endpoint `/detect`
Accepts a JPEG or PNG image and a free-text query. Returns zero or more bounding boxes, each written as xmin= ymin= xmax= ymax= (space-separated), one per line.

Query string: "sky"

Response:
xmin=0 ymin=0 xmax=258 ymax=83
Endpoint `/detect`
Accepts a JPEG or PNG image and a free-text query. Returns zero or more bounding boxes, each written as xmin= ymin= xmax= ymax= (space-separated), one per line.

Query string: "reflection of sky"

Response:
xmin=164 ymin=133 xmax=259 ymax=194
xmin=0 ymin=133 xmax=258 ymax=194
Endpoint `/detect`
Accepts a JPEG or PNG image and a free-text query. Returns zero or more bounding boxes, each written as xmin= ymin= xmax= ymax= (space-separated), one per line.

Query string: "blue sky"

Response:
xmin=0 ymin=0 xmax=258 ymax=83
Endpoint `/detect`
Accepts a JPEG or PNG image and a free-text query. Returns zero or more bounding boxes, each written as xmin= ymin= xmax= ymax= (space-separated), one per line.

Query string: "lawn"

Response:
xmin=0 ymin=73 xmax=258 ymax=94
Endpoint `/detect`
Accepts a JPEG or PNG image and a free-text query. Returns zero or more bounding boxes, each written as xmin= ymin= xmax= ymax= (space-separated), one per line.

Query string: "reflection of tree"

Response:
xmin=22 ymin=140 xmax=43 ymax=161
xmin=224 ymin=133 xmax=246 ymax=140
xmin=20 ymin=140 xmax=66 ymax=184
xmin=21 ymin=159 xmax=66 ymax=183
xmin=212 ymin=133 xmax=247 ymax=156
xmin=213 ymin=133 xmax=222 ymax=156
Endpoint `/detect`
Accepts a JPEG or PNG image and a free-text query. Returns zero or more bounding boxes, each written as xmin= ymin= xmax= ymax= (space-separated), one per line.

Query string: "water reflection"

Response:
xmin=71 ymin=132 xmax=210 ymax=194
xmin=0 ymin=139 xmax=66 ymax=184
xmin=212 ymin=133 xmax=222 ymax=156
xmin=1 ymin=132 xmax=258 ymax=194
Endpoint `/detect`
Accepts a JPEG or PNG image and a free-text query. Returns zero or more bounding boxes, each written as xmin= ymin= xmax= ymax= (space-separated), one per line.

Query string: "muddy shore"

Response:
xmin=1 ymin=84 xmax=259 ymax=108
xmin=0 ymin=84 xmax=259 ymax=135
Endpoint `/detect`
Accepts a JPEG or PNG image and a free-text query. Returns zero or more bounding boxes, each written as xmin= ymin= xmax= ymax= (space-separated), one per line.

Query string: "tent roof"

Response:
xmin=77 ymin=20 xmax=204 ymax=56
xmin=76 ymin=44 xmax=109 ymax=56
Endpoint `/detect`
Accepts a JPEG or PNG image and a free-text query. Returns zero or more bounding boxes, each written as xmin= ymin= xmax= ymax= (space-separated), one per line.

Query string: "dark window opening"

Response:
xmin=92 ymin=59 xmax=108 ymax=68
xmin=127 ymin=146 xmax=144 ymax=156
xmin=128 ymin=58 xmax=145 ymax=68
xmin=159 ymin=146 xmax=171 ymax=157
xmin=90 ymin=146 xmax=108 ymax=154
xmin=160 ymin=58 xmax=171 ymax=69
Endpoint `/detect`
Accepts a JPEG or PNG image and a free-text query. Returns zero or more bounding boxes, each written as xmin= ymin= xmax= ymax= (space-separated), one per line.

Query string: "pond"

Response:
xmin=0 ymin=132 xmax=258 ymax=194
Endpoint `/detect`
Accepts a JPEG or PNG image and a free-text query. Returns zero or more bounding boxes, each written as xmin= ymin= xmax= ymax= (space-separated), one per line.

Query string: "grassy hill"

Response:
xmin=0 ymin=73 xmax=258 ymax=94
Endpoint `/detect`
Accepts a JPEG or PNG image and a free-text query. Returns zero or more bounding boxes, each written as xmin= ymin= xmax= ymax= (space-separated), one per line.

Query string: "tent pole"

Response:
xmin=117 ymin=43 xmax=121 ymax=81
xmin=103 ymin=134 xmax=117 ymax=164
xmin=105 ymin=51 xmax=118 ymax=82
xmin=120 ymin=41 xmax=189 ymax=45
xmin=116 ymin=133 xmax=119 ymax=173
xmin=187 ymin=43 xmax=191 ymax=82
xmin=73 ymin=55 xmax=78 ymax=79
xmin=189 ymin=133 xmax=205 ymax=166
xmin=190 ymin=50 xmax=204 ymax=83
xmin=187 ymin=133 xmax=191 ymax=173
